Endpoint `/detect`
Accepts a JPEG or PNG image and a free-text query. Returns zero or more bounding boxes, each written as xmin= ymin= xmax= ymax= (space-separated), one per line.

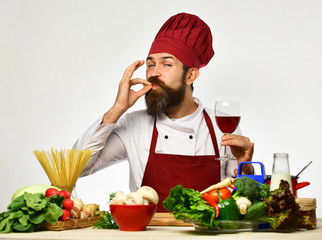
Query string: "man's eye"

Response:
xmin=147 ymin=64 xmax=155 ymax=67
xmin=164 ymin=64 xmax=172 ymax=67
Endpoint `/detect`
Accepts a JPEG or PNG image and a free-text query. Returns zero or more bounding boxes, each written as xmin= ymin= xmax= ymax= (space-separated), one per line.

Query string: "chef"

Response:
xmin=74 ymin=12 xmax=254 ymax=212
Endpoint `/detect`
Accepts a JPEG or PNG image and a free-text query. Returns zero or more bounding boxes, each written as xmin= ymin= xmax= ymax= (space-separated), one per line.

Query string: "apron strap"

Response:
xmin=149 ymin=118 xmax=158 ymax=154
xmin=203 ymin=110 xmax=220 ymax=158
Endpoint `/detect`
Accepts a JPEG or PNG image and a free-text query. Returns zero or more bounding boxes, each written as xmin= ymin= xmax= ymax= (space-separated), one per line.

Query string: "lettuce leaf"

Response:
xmin=163 ymin=185 xmax=218 ymax=228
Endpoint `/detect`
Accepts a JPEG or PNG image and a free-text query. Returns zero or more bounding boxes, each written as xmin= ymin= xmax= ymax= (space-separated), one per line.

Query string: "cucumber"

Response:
xmin=244 ymin=201 xmax=266 ymax=220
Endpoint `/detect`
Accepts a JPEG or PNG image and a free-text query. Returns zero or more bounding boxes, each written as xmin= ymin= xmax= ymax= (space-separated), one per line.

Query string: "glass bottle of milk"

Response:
xmin=270 ymin=153 xmax=293 ymax=194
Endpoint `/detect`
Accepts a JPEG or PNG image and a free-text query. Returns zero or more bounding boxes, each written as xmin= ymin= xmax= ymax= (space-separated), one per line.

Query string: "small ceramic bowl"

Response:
xmin=110 ymin=204 xmax=157 ymax=231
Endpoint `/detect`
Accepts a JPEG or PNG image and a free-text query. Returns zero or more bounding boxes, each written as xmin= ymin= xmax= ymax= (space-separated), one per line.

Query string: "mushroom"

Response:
xmin=111 ymin=191 xmax=128 ymax=205
xmin=136 ymin=186 xmax=159 ymax=205
xmin=124 ymin=192 xmax=144 ymax=205
xmin=236 ymin=197 xmax=252 ymax=215
xmin=142 ymin=199 xmax=150 ymax=205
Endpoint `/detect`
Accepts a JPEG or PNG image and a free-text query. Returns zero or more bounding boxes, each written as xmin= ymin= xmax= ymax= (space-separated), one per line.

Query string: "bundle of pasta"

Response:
xmin=33 ymin=148 xmax=93 ymax=193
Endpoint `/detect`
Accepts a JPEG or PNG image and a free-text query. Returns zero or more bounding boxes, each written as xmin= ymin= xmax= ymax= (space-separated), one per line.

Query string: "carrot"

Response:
xmin=200 ymin=177 xmax=232 ymax=194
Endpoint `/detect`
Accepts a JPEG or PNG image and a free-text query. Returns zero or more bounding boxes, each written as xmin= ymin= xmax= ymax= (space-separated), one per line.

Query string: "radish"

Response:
xmin=63 ymin=199 xmax=74 ymax=211
xmin=45 ymin=188 xmax=59 ymax=198
xmin=59 ymin=190 xmax=71 ymax=199
xmin=60 ymin=209 xmax=70 ymax=221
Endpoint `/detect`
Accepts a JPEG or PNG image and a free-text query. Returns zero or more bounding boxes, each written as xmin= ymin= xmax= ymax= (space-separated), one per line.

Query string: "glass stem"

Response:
xmin=223 ymin=133 xmax=228 ymax=158
xmin=224 ymin=146 xmax=227 ymax=158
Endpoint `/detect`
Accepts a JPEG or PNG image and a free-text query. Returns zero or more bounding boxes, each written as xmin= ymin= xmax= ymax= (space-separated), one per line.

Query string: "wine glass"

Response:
xmin=215 ymin=101 xmax=241 ymax=161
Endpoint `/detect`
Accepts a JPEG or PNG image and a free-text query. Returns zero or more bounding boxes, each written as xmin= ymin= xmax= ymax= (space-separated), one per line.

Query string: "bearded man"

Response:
xmin=74 ymin=13 xmax=254 ymax=212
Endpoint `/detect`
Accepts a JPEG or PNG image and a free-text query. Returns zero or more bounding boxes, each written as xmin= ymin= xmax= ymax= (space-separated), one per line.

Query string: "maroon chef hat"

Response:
xmin=148 ymin=13 xmax=214 ymax=69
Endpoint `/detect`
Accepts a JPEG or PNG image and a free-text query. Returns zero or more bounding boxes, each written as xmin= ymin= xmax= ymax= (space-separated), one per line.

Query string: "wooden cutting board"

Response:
xmin=149 ymin=213 xmax=193 ymax=226
xmin=41 ymin=213 xmax=192 ymax=230
xmin=40 ymin=216 xmax=102 ymax=231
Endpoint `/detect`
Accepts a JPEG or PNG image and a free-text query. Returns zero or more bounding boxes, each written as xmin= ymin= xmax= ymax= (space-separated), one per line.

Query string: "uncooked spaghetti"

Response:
xmin=33 ymin=148 xmax=93 ymax=192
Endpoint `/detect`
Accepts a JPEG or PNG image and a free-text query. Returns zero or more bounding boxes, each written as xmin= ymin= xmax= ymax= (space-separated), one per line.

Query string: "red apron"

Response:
xmin=141 ymin=110 xmax=221 ymax=212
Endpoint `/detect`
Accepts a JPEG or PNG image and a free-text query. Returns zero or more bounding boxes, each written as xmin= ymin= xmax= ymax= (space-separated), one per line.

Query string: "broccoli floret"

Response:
xmin=232 ymin=176 xmax=271 ymax=202
xmin=232 ymin=177 xmax=262 ymax=202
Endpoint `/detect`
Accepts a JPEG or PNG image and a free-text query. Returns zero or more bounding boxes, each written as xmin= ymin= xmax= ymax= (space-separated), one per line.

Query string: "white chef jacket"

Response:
xmin=73 ymin=98 xmax=240 ymax=192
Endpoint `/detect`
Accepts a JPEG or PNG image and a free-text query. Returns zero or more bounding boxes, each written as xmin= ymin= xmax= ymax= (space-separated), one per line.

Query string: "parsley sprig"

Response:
xmin=93 ymin=193 xmax=118 ymax=229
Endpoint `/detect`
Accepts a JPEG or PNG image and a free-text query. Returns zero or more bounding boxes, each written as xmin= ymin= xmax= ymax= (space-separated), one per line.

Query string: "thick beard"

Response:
xmin=145 ymin=75 xmax=187 ymax=118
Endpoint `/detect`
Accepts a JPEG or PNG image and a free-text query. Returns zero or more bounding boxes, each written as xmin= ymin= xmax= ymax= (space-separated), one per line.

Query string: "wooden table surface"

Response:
xmin=0 ymin=219 xmax=321 ymax=240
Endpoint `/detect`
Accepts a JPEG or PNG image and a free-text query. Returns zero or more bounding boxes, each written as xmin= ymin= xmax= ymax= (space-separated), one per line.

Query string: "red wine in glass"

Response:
xmin=215 ymin=101 xmax=241 ymax=160
xmin=215 ymin=116 xmax=240 ymax=134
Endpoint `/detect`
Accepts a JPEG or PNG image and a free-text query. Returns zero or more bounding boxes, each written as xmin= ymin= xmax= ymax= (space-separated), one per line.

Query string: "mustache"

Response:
xmin=147 ymin=76 xmax=167 ymax=89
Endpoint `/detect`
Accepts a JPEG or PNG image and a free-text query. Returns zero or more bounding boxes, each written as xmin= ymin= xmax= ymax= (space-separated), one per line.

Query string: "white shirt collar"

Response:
xmin=156 ymin=97 xmax=204 ymax=133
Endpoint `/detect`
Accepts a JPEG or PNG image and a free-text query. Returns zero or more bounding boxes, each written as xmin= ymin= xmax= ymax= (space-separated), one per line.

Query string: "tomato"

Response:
xmin=45 ymin=188 xmax=59 ymax=198
xmin=209 ymin=188 xmax=232 ymax=203
xmin=62 ymin=199 xmax=74 ymax=211
xmin=60 ymin=209 xmax=70 ymax=221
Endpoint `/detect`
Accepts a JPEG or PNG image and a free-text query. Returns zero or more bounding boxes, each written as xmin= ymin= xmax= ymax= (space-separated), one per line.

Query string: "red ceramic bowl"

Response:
xmin=110 ymin=204 xmax=157 ymax=231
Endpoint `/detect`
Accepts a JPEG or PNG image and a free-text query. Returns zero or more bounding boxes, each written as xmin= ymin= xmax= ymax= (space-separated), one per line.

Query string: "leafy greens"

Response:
xmin=163 ymin=185 xmax=218 ymax=228
xmin=0 ymin=192 xmax=64 ymax=233
xmin=93 ymin=192 xmax=118 ymax=229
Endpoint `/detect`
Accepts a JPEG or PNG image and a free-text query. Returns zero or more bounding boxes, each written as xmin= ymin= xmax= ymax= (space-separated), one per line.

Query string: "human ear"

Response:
xmin=186 ymin=68 xmax=200 ymax=86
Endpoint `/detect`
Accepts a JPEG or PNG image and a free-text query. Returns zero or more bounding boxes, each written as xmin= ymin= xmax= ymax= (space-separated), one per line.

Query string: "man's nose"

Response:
xmin=151 ymin=66 xmax=161 ymax=78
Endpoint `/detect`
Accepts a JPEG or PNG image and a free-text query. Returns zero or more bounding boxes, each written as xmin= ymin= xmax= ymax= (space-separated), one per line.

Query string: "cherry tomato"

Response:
xmin=45 ymin=188 xmax=59 ymax=198
xmin=62 ymin=199 xmax=74 ymax=211
xmin=209 ymin=188 xmax=232 ymax=203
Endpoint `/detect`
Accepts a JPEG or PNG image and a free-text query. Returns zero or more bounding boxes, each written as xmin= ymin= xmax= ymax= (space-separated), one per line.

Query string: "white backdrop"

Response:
xmin=1 ymin=0 xmax=321 ymax=217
